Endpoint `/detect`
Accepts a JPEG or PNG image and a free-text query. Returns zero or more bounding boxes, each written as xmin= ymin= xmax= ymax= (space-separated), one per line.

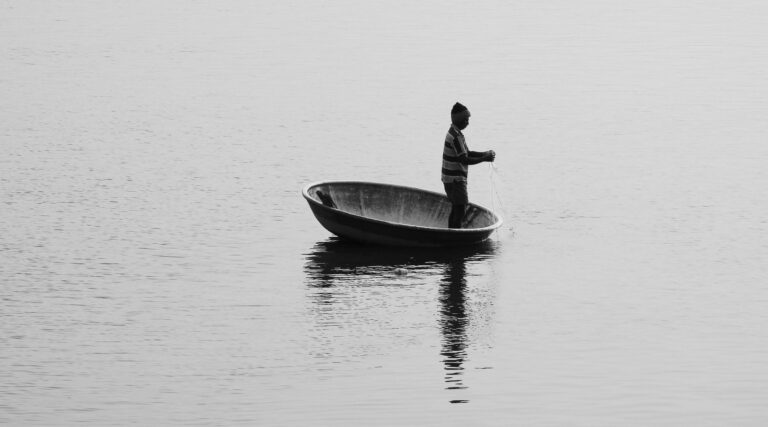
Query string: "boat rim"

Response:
xmin=301 ymin=180 xmax=503 ymax=233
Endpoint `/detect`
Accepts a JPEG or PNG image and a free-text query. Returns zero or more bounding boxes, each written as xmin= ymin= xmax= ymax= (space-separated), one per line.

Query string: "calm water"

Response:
xmin=2 ymin=1 xmax=768 ymax=425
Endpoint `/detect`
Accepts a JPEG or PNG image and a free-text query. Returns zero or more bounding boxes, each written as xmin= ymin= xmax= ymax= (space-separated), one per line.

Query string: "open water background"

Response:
xmin=2 ymin=1 xmax=768 ymax=425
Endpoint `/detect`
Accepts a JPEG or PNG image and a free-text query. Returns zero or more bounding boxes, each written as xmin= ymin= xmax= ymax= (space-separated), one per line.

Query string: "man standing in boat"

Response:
xmin=442 ymin=102 xmax=495 ymax=228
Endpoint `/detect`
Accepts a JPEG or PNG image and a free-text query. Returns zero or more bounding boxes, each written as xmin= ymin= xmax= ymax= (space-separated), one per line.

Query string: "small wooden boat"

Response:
xmin=302 ymin=181 xmax=502 ymax=247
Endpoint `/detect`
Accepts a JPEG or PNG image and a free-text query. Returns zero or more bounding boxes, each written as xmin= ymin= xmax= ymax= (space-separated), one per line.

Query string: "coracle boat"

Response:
xmin=302 ymin=181 xmax=502 ymax=247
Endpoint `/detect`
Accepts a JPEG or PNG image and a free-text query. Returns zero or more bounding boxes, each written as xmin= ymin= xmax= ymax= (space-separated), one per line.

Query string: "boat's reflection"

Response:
xmin=304 ymin=237 xmax=497 ymax=279
xmin=304 ymin=237 xmax=498 ymax=403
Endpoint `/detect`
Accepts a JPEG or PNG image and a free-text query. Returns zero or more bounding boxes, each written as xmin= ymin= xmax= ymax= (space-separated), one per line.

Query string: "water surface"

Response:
xmin=2 ymin=1 xmax=768 ymax=425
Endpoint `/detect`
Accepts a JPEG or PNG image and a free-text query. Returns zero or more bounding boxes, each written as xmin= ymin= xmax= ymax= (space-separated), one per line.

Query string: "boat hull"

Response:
xmin=302 ymin=181 xmax=502 ymax=247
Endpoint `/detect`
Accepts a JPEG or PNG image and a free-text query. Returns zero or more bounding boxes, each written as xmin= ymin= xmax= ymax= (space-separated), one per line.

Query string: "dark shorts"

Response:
xmin=443 ymin=181 xmax=468 ymax=205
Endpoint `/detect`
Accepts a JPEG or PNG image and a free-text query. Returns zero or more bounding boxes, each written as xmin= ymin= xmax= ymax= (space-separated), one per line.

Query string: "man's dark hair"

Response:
xmin=451 ymin=102 xmax=468 ymax=115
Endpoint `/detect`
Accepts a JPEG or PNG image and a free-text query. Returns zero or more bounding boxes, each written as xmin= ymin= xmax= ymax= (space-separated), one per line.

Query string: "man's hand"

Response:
xmin=462 ymin=150 xmax=496 ymax=165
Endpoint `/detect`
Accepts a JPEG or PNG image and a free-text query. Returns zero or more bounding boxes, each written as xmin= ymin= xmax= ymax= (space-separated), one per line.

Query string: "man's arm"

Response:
xmin=458 ymin=150 xmax=495 ymax=165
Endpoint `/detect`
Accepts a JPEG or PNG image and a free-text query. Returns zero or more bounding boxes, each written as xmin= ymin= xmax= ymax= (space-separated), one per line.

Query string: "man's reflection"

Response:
xmin=439 ymin=255 xmax=469 ymax=394
xmin=304 ymin=238 xmax=498 ymax=403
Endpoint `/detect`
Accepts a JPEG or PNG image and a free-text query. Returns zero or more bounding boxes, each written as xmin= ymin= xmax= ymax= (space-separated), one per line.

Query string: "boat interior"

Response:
xmin=308 ymin=182 xmax=498 ymax=229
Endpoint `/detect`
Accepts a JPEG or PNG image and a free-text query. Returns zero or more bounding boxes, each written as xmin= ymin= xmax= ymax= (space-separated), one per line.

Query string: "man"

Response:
xmin=441 ymin=102 xmax=495 ymax=228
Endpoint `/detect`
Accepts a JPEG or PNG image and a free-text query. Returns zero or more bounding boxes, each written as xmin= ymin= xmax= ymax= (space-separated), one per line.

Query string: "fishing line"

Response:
xmin=488 ymin=162 xmax=508 ymax=239
xmin=489 ymin=163 xmax=496 ymax=218
xmin=488 ymin=164 xmax=499 ymax=241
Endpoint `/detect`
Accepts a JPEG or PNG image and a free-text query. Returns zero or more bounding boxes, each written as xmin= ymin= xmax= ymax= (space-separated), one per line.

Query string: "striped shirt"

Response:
xmin=441 ymin=124 xmax=469 ymax=183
